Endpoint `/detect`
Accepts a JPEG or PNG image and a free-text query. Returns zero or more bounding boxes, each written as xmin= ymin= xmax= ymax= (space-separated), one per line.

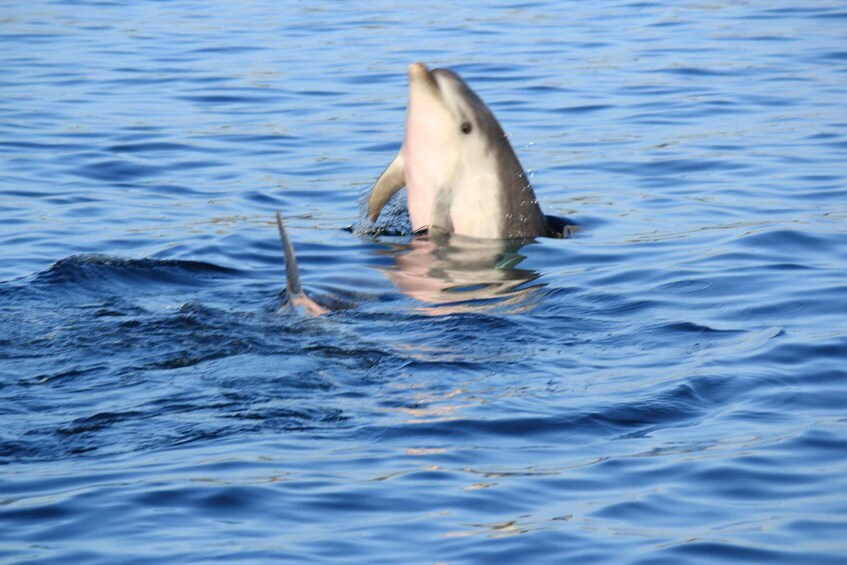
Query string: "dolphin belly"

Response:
xmin=447 ymin=175 xmax=504 ymax=239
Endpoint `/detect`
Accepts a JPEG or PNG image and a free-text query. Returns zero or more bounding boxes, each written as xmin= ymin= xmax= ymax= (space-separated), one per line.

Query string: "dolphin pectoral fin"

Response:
xmin=368 ymin=152 xmax=406 ymax=222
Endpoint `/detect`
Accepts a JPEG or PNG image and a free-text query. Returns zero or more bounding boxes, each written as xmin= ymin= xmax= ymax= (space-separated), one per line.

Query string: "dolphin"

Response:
xmin=368 ymin=63 xmax=568 ymax=240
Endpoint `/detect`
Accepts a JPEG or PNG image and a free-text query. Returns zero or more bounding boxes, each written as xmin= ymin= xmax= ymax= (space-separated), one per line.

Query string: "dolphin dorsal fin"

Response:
xmin=275 ymin=212 xmax=328 ymax=317
xmin=368 ymin=151 xmax=405 ymax=222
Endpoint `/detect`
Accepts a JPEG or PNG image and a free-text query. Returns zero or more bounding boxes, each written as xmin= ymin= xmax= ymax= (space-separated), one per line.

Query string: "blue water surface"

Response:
xmin=2 ymin=1 xmax=847 ymax=563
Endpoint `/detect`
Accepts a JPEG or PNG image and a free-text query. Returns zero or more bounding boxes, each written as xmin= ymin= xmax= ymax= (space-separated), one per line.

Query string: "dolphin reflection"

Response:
xmin=277 ymin=214 xmax=558 ymax=316
xmin=376 ymin=232 xmax=546 ymax=315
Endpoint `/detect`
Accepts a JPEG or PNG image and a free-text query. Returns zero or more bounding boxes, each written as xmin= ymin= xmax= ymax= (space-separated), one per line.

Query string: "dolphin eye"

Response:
xmin=461 ymin=121 xmax=473 ymax=135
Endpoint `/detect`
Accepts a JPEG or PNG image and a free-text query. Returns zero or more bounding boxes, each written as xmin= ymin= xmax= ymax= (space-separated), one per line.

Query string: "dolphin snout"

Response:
xmin=408 ymin=62 xmax=430 ymax=79
xmin=408 ymin=63 xmax=439 ymax=95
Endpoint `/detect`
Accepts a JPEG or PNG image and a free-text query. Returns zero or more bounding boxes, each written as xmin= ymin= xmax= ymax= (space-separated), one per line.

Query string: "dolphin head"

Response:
xmin=368 ymin=63 xmax=548 ymax=239
xmin=406 ymin=63 xmax=505 ymax=148
xmin=404 ymin=63 xmax=527 ymax=236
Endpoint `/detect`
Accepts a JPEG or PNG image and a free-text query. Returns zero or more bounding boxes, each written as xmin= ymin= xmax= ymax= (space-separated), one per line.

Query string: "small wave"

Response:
xmin=72 ymin=159 xmax=159 ymax=182
xmin=106 ymin=142 xmax=199 ymax=154
xmin=736 ymin=229 xmax=838 ymax=255
xmin=36 ymin=255 xmax=239 ymax=287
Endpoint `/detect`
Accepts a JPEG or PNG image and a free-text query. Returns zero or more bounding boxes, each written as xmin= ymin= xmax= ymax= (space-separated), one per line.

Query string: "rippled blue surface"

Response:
xmin=2 ymin=1 xmax=847 ymax=563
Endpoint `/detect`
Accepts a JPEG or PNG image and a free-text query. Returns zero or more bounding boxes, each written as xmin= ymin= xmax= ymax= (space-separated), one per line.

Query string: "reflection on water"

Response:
xmin=377 ymin=232 xmax=546 ymax=315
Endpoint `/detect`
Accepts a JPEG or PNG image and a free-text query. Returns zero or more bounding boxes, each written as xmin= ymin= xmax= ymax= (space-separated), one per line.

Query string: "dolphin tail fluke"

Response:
xmin=275 ymin=212 xmax=328 ymax=317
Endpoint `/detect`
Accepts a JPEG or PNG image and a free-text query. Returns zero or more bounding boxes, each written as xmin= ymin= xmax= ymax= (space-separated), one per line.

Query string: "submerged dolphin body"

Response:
xmin=368 ymin=63 xmax=567 ymax=240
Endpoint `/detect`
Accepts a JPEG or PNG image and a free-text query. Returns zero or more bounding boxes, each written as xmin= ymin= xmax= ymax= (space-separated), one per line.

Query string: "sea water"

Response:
xmin=1 ymin=1 xmax=846 ymax=562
